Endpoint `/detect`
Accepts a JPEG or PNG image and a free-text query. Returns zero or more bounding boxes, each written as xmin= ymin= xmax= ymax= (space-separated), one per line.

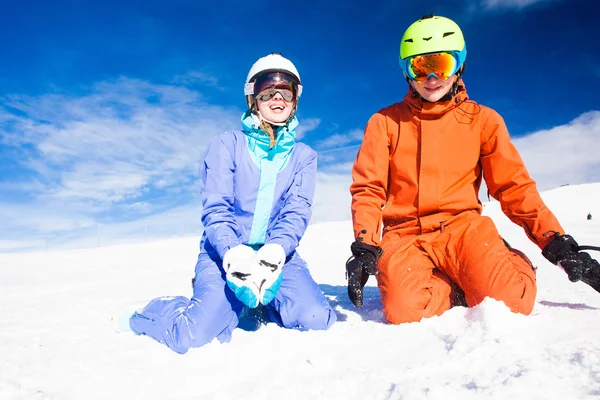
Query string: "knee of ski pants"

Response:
xmin=505 ymin=248 xmax=537 ymax=316
xmin=469 ymin=256 xmax=537 ymax=316
xmin=279 ymin=304 xmax=337 ymax=331
xmin=377 ymin=241 xmax=453 ymax=325
xmin=133 ymin=268 xmax=240 ymax=354
xmin=272 ymin=253 xmax=337 ymax=331
xmin=129 ymin=296 xmax=205 ymax=354
xmin=452 ymin=219 xmax=537 ymax=316
xmin=155 ymin=297 xmax=238 ymax=355
xmin=298 ymin=305 xmax=337 ymax=330
xmin=381 ymin=278 xmax=453 ymax=325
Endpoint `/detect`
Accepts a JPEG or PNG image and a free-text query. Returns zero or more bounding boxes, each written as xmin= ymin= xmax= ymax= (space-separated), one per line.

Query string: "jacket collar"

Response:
xmin=241 ymin=111 xmax=297 ymax=156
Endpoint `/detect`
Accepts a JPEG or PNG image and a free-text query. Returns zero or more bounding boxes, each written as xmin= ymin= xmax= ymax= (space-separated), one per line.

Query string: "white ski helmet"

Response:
xmin=244 ymin=53 xmax=303 ymax=109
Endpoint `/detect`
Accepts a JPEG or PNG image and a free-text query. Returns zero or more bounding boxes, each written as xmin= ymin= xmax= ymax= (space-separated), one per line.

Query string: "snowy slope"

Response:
xmin=1 ymin=184 xmax=600 ymax=400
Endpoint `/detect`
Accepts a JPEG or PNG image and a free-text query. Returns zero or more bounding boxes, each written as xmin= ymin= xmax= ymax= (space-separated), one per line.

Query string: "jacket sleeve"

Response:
xmin=199 ymin=133 xmax=242 ymax=259
xmin=349 ymin=111 xmax=390 ymax=247
xmin=266 ymin=148 xmax=317 ymax=256
xmin=480 ymin=109 xmax=564 ymax=250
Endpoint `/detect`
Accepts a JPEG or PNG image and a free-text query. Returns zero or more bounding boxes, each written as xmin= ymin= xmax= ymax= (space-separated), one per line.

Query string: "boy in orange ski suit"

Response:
xmin=347 ymin=15 xmax=599 ymax=324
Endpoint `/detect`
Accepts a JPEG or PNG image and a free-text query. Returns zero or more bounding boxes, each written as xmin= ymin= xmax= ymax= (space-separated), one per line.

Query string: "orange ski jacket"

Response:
xmin=350 ymin=82 xmax=564 ymax=250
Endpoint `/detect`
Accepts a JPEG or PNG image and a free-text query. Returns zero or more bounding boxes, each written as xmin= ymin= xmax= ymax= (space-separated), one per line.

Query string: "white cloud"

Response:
xmin=0 ymin=201 xmax=96 ymax=235
xmin=1 ymin=77 xmax=240 ymax=207
xmin=311 ymin=170 xmax=353 ymax=224
xmin=0 ymin=239 xmax=47 ymax=252
xmin=316 ymin=128 xmax=364 ymax=149
xmin=50 ymin=163 xmax=150 ymax=202
xmin=296 ymin=117 xmax=320 ymax=140
xmin=480 ymin=0 xmax=560 ymax=9
xmin=46 ymin=202 xmax=205 ymax=251
xmin=0 ymin=76 xmax=241 ymax=248
xmin=513 ymin=110 xmax=600 ymax=191
xmin=317 ymin=144 xmax=360 ymax=167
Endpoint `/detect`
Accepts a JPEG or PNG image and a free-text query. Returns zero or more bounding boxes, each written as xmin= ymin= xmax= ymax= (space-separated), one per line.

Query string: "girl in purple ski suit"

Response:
xmin=128 ymin=53 xmax=336 ymax=354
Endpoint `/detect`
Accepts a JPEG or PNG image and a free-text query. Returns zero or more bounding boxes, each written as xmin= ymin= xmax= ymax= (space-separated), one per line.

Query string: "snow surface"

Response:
xmin=1 ymin=184 xmax=600 ymax=400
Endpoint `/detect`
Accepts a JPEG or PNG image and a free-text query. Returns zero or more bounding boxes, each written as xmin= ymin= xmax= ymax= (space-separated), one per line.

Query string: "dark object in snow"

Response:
xmin=346 ymin=236 xmax=382 ymax=308
xmin=542 ymin=233 xmax=600 ymax=293
xmin=587 ymin=213 xmax=592 ymax=221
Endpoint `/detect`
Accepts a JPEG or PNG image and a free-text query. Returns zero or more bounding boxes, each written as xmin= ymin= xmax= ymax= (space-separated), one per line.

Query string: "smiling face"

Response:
xmin=256 ymin=91 xmax=295 ymax=124
xmin=411 ymin=74 xmax=457 ymax=102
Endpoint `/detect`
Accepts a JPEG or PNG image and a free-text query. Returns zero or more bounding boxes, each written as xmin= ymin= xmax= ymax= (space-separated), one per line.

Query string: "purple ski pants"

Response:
xmin=130 ymin=251 xmax=336 ymax=354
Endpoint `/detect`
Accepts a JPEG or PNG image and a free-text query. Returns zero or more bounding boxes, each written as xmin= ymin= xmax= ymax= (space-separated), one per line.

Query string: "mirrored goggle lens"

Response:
xmin=408 ymin=52 xmax=458 ymax=82
xmin=255 ymin=87 xmax=295 ymax=102
xmin=253 ymin=72 xmax=298 ymax=101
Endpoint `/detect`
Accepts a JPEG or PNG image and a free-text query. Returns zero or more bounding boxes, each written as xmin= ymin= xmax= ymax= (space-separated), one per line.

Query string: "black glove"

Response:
xmin=346 ymin=240 xmax=382 ymax=308
xmin=542 ymin=233 xmax=600 ymax=293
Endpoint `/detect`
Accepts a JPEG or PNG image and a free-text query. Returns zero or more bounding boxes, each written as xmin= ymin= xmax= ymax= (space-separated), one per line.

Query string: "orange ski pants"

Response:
xmin=377 ymin=213 xmax=537 ymax=324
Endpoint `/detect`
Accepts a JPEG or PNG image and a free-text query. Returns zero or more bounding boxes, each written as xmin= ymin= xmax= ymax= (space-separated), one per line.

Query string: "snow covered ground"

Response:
xmin=1 ymin=184 xmax=600 ymax=400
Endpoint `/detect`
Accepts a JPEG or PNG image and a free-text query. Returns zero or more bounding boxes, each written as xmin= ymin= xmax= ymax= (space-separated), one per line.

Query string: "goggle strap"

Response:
xmin=247 ymin=83 xmax=303 ymax=99
xmin=244 ymin=82 xmax=255 ymax=96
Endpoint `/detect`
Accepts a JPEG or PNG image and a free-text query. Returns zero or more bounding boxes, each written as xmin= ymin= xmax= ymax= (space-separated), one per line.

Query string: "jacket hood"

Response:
xmin=404 ymin=79 xmax=469 ymax=117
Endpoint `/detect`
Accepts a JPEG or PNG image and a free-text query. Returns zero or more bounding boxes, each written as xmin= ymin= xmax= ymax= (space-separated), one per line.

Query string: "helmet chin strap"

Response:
xmin=256 ymin=111 xmax=287 ymax=126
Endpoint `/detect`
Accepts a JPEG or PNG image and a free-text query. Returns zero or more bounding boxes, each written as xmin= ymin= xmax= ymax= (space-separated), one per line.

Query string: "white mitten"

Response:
xmin=222 ymin=245 xmax=260 ymax=308
xmin=255 ymin=244 xmax=286 ymax=305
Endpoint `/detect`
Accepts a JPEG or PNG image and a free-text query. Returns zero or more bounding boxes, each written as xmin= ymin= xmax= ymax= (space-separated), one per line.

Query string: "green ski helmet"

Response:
xmin=399 ymin=15 xmax=467 ymax=79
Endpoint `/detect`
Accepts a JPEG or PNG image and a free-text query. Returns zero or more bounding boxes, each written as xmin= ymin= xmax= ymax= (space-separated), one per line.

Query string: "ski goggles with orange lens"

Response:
xmin=249 ymin=72 xmax=299 ymax=102
xmin=403 ymin=51 xmax=461 ymax=82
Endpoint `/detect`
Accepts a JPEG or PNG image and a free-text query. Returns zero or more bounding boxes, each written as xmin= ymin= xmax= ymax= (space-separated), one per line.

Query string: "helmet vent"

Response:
xmin=423 ymin=36 xmax=432 ymax=41
xmin=443 ymin=32 xmax=455 ymax=37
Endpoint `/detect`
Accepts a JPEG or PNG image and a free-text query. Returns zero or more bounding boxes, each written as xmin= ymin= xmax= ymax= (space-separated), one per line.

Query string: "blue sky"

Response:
xmin=1 ymin=0 xmax=599 ymax=252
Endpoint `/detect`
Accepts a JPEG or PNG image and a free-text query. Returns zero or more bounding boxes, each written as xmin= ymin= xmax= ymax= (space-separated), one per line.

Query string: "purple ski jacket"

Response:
xmin=199 ymin=111 xmax=317 ymax=260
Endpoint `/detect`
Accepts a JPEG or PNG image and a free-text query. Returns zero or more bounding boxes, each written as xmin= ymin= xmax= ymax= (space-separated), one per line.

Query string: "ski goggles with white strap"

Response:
xmin=244 ymin=72 xmax=302 ymax=102
xmin=400 ymin=50 xmax=465 ymax=82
